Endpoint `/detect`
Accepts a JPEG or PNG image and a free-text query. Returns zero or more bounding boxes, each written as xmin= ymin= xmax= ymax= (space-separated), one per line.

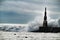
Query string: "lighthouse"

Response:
xmin=43 ymin=7 xmax=48 ymax=27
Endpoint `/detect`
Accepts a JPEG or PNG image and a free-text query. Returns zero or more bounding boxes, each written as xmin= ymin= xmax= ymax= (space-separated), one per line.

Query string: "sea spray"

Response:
xmin=0 ymin=16 xmax=60 ymax=32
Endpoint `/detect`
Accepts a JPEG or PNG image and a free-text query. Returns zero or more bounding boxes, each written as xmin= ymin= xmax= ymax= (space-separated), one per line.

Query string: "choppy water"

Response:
xmin=0 ymin=31 xmax=60 ymax=40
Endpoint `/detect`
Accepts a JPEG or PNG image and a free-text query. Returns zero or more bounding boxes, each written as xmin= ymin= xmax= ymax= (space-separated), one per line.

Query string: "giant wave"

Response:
xmin=0 ymin=16 xmax=60 ymax=32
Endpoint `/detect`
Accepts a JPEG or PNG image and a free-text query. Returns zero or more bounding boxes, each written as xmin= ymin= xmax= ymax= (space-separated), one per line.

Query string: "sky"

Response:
xmin=0 ymin=0 xmax=60 ymax=24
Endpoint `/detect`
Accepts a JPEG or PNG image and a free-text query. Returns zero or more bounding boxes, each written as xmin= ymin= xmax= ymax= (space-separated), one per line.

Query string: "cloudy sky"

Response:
xmin=0 ymin=0 xmax=60 ymax=24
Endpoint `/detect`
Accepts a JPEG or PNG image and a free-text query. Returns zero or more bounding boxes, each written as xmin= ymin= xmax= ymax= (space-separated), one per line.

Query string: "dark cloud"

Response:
xmin=0 ymin=11 xmax=40 ymax=24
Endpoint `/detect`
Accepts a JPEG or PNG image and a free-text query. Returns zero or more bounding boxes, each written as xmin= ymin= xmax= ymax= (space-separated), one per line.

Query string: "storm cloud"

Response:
xmin=0 ymin=0 xmax=60 ymax=24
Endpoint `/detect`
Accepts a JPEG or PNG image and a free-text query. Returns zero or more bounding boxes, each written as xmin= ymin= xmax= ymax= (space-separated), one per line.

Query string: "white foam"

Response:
xmin=0 ymin=23 xmax=28 ymax=27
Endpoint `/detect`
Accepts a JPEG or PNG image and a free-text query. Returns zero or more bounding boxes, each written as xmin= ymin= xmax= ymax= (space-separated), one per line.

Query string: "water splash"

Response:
xmin=0 ymin=16 xmax=60 ymax=32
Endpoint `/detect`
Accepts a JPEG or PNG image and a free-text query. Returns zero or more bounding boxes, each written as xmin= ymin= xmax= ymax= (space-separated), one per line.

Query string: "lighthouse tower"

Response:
xmin=43 ymin=7 xmax=48 ymax=27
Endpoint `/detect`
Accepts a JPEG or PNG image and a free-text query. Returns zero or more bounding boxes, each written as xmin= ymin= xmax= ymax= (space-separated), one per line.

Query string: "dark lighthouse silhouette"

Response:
xmin=31 ymin=7 xmax=60 ymax=33
xmin=43 ymin=7 xmax=47 ymax=27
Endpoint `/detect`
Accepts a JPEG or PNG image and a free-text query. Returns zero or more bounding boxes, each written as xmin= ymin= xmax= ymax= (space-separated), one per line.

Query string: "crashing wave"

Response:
xmin=0 ymin=16 xmax=60 ymax=32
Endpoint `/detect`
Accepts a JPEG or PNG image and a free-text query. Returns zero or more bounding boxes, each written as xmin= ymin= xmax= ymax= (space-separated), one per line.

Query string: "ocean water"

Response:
xmin=0 ymin=31 xmax=60 ymax=40
xmin=0 ymin=24 xmax=60 ymax=40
